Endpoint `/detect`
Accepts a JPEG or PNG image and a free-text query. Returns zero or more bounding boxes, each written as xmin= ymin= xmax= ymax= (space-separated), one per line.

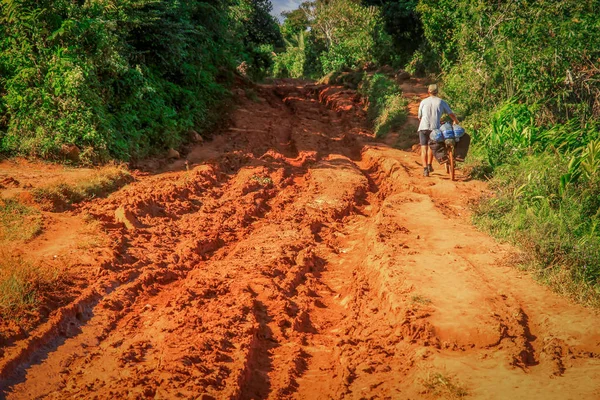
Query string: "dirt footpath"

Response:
xmin=1 ymin=80 xmax=600 ymax=399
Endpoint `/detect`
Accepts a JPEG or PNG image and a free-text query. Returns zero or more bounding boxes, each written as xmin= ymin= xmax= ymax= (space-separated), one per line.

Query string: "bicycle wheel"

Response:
xmin=449 ymin=147 xmax=455 ymax=181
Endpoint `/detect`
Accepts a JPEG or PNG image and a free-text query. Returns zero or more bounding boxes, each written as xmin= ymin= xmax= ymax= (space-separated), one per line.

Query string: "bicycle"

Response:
xmin=429 ymin=131 xmax=469 ymax=181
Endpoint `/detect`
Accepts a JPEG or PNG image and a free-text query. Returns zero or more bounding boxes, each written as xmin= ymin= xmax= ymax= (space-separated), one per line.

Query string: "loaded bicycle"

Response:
xmin=429 ymin=122 xmax=469 ymax=181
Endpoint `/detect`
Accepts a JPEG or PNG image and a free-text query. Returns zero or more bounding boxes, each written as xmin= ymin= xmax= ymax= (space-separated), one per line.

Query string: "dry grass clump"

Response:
xmin=0 ymin=251 xmax=64 ymax=320
xmin=76 ymin=214 xmax=110 ymax=250
xmin=32 ymin=164 xmax=133 ymax=211
xmin=0 ymin=198 xmax=43 ymax=241
xmin=421 ymin=371 xmax=469 ymax=399
xmin=411 ymin=294 xmax=432 ymax=305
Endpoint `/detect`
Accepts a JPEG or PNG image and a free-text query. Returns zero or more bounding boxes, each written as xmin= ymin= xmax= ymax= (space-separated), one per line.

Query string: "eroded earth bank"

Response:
xmin=1 ymin=80 xmax=600 ymax=399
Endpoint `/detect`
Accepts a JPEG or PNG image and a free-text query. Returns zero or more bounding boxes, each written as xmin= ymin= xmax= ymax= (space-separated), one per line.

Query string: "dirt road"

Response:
xmin=2 ymin=80 xmax=600 ymax=399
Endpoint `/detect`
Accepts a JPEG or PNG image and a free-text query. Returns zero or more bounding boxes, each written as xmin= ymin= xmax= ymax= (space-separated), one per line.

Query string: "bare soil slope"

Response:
xmin=1 ymin=80 xmax=600 ymax=399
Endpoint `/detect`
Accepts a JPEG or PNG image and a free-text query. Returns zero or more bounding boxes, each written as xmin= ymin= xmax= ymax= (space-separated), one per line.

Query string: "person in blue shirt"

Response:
xmin=418 ymin=84 xmax=459 ymax=177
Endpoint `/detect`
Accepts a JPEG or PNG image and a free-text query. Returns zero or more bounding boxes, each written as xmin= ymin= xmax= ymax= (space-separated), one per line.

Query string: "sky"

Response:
xmin=270 ymin=0 xmax=303 ymax=22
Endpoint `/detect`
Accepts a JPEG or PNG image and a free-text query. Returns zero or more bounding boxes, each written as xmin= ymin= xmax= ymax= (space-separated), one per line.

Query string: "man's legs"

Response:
xmin=418 ymin=130 xmax=432 ymax=177
xmin=421 ymin=146 xmax=434 ymax=175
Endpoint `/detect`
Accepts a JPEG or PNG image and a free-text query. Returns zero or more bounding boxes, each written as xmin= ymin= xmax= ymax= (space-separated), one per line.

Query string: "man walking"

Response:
xmin=417 ymin=84 xmax=459 ymax=177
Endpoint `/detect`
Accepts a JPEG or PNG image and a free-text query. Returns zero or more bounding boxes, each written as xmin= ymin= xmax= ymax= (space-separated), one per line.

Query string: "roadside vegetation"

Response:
xmin=0 ymin=0 xmax=282 ymax=162
xmin=359 ymin=73 xmax=408 ymax=138
xmin=0 ymin=199 xmax=58 ymax=324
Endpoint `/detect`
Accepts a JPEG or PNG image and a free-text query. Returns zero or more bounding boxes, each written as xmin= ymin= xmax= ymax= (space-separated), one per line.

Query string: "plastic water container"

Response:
xmin=453 ymin=124 xmax=465 ymax=138
xmin=440 ymin=122 xmax=454 ymax=139
xmin=429 ymin=129 xmax=444 ymax=143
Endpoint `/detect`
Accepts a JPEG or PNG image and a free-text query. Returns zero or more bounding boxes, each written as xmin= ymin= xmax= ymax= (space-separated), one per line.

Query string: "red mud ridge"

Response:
xmin=2 ymin=80 xmax=600 ymax=399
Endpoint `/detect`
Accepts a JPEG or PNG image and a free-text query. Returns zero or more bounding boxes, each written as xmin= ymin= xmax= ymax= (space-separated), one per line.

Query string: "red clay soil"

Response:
xmin=2 ymin=80 xmax=600 ymax=399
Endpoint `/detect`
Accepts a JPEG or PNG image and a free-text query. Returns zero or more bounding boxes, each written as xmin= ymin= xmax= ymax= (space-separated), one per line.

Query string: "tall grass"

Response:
xmin=0 ymin=251 xmax=64 ymax=320
xmin=0 ymin=199 xmax=43 ymax=241
xmin=470 ymin=100 xmax=600 ymax=305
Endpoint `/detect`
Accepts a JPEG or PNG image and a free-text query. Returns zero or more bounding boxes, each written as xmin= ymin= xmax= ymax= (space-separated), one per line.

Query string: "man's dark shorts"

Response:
xmin=418 ymin=130 xmax=431 ymax=146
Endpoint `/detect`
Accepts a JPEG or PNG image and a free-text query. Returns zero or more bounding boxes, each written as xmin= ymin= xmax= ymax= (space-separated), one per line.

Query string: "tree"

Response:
xmin=274 ymin=0 xmax=389 ymax=76
xmin=245 ymin=0 xmax=283 ymax=48
xmin=309 ymin=0 xmax=383 ymax=73
xmin=361 ymin=0 xmax=423 ymax=63
xmin=280 ymin=6 xmax=310 ymax=38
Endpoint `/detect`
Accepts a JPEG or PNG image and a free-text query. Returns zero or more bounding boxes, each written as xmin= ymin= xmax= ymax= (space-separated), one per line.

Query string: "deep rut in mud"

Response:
xmin=2 ymin=81 xmax=600 ymax=399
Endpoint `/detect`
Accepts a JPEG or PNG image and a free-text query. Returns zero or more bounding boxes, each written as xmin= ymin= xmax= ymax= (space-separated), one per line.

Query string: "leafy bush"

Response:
xmin=0 ymin=0 xmax=280 ymax=161
xmin=405 ymin=42 xmax=438 ymax=76
xmin=362 ymin=0 xmax=424 ymax=68
xmin=359 ymin=74 xmax=408 ymax=138
xmin=273 ymin=32 xmax=306 ymax=78
xmin=312 ymin=0 xmax=382 ymax=74
xmin=418 ymin=0 xmax=600 ymax=123
xmin=470 ymin=98 xmax=600 ymax=170
xmin=275 ymin=0 xmax=391 ymax=78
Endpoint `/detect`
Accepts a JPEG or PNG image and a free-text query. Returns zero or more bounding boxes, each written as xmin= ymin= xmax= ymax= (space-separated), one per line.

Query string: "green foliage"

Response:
xmin=473 ymin=151 xmax=600 ymax=304
xmin=470 ymin=99 xmax=600 ymax=170
xmin=312 ymin=0 xmax=381 ymax=74
xmin=280 ymin=6 xmax=310 ymax=37
xmin=470 ymin=99 xmax=600 ymax=301
xmin=233 ymin=0 xmax=283 ymax=80
xmin=275 ymin=0 xmax=390 ymax=78
xmin=273 ymin=31 xmax=306 ymax=78
xmin=404 ymin=41 xmax=438 ymax=76
xmin=418 ymin=0 xmax=600 ymax=123
xmin=359 ymin=74 xmax=408 ymax=137
xmin=0 ymin=0 xmax=280 ymax=161
xmin=361 ymin=0 xmax=423 ymax=67
xmin=244 ymin=0 xmax=282 ymax=47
